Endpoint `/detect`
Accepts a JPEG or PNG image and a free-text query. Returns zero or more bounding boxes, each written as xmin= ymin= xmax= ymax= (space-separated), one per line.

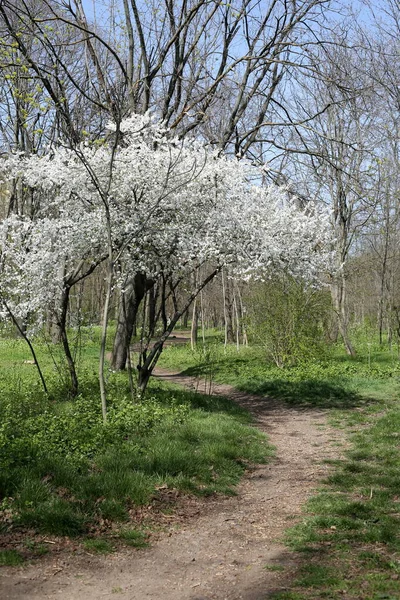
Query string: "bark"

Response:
xmin=222 ymin=269 xmax=234 ymax=346
xmin=236 ymin=284 xmax=248 ymax=347
xmin=200 ymin=289 xmax=206 ymax=345
xmin=58 ymin=287 xmax=79 ymax=396
xmin=331 ymin=272 xmax=356 ymax=357
xmin=378 ymin=204 xmax=390 ymax=346
xmin=191 ymin=298 xmax=198 ymax=349
xmin=148 ymin=285 xmax=157 ymax=337
xmin=329 ymin=286 xmax=340 ymax=343
xmin=111 ymin=272 xmax=153 ymax=370
xmin=225 ymin=281 xmax=235 ymax=343
xmin=3 ymin=300 xmax=48 ymax=396
xmin=233 ymin=286 xmax=240 ymax=351
xmin=99 ymin=257 xmax=113 ymax=422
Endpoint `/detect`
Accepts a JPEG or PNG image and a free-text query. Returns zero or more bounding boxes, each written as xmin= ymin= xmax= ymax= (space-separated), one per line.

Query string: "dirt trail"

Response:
xmin=1 ymin=369 xmax=344 ymax=600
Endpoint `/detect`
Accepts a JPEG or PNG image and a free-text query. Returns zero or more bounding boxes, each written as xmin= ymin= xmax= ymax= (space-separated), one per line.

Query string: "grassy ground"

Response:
xmin=0 ymin=332 xmax=272 ymax=565
xmin=160 ymin=340 xmax=400 ymax=600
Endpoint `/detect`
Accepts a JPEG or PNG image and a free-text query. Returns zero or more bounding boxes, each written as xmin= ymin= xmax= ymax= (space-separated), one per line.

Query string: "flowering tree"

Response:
xmin=0 ymin=114 xmax=332 ymax=411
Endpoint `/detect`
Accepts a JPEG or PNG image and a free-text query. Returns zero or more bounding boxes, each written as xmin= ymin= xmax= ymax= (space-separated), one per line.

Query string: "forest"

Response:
xmin=1 ymin=1 xmax=400 ymax=599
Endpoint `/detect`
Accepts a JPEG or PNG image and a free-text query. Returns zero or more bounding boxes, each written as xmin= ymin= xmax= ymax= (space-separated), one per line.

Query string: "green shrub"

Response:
xmin=244 ymin=276 xmax=330 ymax=367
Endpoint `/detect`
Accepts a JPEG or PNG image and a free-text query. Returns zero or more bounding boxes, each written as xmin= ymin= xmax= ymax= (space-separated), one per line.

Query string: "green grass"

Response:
xmin=118 ymin=528 xmax=149 ymax=548
xmin=0 ymin=336 xmax=272 ymax=543
xmin=2 ymin=326 xmax=400 ymax=599
xmin=0 ymin=549 xmax=24 ymax=566
xmin=159 ymin=342 xmax=400 ymax=409
xmin=161 ymin=337 xmax=400 ymax=600
xmin=83 ymin=538 xmax=115 ymax=554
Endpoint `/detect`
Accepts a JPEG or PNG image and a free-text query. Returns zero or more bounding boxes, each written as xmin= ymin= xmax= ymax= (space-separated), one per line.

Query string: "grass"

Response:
xmin=159 ymin=342 xmax=400 ymax=408
xmin=2 ymin=325 xmax=400 ymax=599
xmin=83 ymin=538 xmax=115 ymax=554
xmin=161 ymin=336 xmax=400 ymax=600
xmin=23 ymin=539 xmax=49 ymax=557
xmin=278 ymin=401 xmax=400 ymax=598
xmin=118 ymin=528 xmax=149 ymax=548
xmin=0 ymin=550 xmax=24 ymax=566
xmin=0 ymin=334 xmax=272 ymax=548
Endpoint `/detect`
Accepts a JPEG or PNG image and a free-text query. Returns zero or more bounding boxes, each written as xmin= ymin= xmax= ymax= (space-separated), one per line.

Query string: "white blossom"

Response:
xmin=0 ymin=115 xmax=333 ymax=326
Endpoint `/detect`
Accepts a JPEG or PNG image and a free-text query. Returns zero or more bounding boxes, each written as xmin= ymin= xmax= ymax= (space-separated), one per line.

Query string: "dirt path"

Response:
xmin=1 ymin=369 xmax=344 ymax=600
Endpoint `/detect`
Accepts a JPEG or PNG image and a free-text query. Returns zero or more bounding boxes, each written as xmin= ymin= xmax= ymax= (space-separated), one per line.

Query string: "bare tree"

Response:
xmin=273 ymin=30 xmax=381 ymax=355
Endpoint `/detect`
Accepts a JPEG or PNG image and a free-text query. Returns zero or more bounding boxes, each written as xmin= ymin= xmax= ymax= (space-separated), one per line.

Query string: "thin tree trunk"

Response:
xmin=236 ymin=284 xmax=248 ymax=346
xmin=3 ymin=300 xmax=48 ymax=396
xmin=99 ymin=255 xmax=113 ymax=423
xmin=223 ymin=272 xmax=234 ymax=343
xmin=378 ymin=219 xmax=390 ymax=346
xmin=58 ymin=287 xmax=79 ymax=397
xmin=233 ymin=285 xmax=240 ymax=352
xmin=222 ymin=269 xmax=228 ymax=349
xmin=332 ymin=273 xmax=356 ymax=357
xmin=148 ymin=285 xmax=157 ymax=336
xmin=200 ymin=287 xmax=206 ymax=345
xmin=191 ymin=298 xmax=198 ymax=350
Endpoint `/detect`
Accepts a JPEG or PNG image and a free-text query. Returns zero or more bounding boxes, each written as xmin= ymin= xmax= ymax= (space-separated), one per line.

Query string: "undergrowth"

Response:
xmin=0 ymin=337 xmax=272 ymax=551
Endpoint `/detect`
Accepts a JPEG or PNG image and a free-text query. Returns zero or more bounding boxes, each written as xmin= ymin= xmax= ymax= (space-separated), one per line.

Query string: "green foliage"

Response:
xmin=83 ymin=538 xmax=115 ymax=554
xmin=98 ymin=499 xmax=129 ymax=522
xmin=160 ymin=340 xmax=400 ymax=409
xmin=297 ymin=564 xmax=342 ymax=588
xmin=17 ymin=497 xmax=87 ymax=536
xmin=118 ymin=528 xmax=149 ymax=548
xmin=0 ymin=337 xmax=271 ymax=539
xmin=23 ymin=539 xmax=49 ymax=556
xmin=0 ymin=384 xmax=189 ymax=472
xmin=0 ymin=550 xmax=24 ymax=566
xmin=244 ymin=276 xmax=330 ymax=367
xmin=281 ymin=391 xmax=400 ymax=598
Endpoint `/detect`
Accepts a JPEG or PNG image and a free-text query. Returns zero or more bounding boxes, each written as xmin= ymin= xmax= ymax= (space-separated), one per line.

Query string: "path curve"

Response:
xmin=1 ymin=369 xmax=344 ymax=600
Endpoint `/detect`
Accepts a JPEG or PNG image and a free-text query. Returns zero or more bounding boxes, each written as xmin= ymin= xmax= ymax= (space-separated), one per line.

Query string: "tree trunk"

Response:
xmin=378 ymin=218 xmax=390 ymax=346
xmin=225 ymin=278 xmax=235 ymax=343
xmin=58 ymin=287 xmax=79 ymax=396
xmin=331 ymin=273 xmax=356 ymax=357
xmin=329 ymin=286 xmax=340 ymax=343
xmin=99 ymin=256 xmax=114 ymax=422
xmin=3 ymin=300 xmax=48 ymax=396
xmin=233 ymin=285 xmax=240 ymax=351
xmin=148 ymin=285 xmax=157 ymax=336
xmin=191 ymin=298 xmax=198 ymax=349
xmin=222 ymin=269 xmax=234 ymax=346
xmin=111 ymin=272 xmax=149 ymax=370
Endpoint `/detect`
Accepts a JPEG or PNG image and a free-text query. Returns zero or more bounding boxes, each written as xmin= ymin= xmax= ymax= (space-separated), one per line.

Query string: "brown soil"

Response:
xmin=1 ymin=368 xmax=345 ymax=600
